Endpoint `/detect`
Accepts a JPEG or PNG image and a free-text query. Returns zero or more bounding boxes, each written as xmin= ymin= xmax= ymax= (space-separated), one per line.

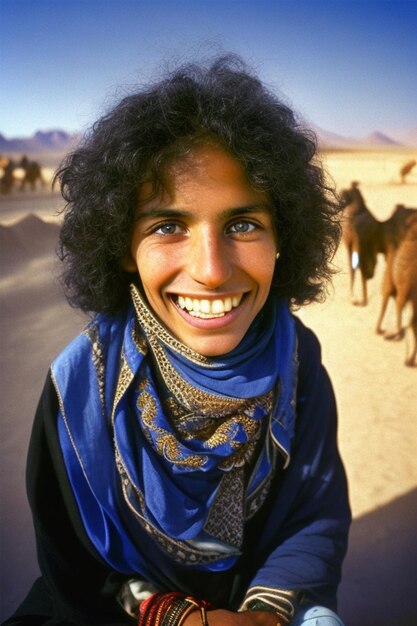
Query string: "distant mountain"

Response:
xmin=309 ymin=124 xmax=359 ymax=148
xmin=361 ymin=131 xmax=402 ymax=146
xmin=1 ymin=124 xmax=416 ymax=154
xmin=385 ymin=126 xmax=417 ymax=147
xmin=33 ymin=130 xmax=78 ymax=149
xmin=307 ymin=121 xmax=417 ymax=148
xmin=0 ymin=130 xmax=81 ymax=153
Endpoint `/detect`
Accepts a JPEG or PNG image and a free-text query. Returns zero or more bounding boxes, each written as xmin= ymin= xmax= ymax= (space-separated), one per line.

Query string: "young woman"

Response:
xmin=4 ymin=56 xmax=350 ymax=626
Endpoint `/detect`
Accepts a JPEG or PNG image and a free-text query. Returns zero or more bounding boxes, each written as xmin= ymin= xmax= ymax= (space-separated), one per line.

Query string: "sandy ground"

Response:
xmin=0 ymin=148 xmax=416 ymax=624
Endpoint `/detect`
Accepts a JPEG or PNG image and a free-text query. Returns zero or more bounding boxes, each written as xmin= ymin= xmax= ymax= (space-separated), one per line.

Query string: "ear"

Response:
xmin=121 ymin=253 xmax=138 ymax=273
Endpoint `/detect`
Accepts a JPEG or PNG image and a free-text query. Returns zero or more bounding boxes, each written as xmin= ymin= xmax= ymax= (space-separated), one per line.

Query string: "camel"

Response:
xmin=0 ymin=158 xmax=16 ymax=194
xmin=18 ymin=155 xmax=45 ymax=191
xmin=340 ymin=181 xmax=381 ymax=305
xmin=400 ymin=159 xmax=416 ymax=184
xmin=0 ymin=155 xmax=46 ymax=192
xmin=381 ymin=213 xmax=417 ymax=366
xmin=376 ymin=205 xmax=417 ymax=335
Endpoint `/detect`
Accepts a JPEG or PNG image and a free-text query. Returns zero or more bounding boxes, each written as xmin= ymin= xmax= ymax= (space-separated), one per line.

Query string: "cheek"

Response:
xmin=258 ymin=267 xmax=276 ymax=307
xmin=261 ymin=263 xmax=276 ymax=295
xmin=250 ymin=247 xmax=276 ymax=290
xmin=135 ymin=244 xmax=178 ymax=291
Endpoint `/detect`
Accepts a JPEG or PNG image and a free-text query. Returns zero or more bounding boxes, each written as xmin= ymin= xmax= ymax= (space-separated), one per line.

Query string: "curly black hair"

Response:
xmin=56 ymin=54 xmax=341 ymax=315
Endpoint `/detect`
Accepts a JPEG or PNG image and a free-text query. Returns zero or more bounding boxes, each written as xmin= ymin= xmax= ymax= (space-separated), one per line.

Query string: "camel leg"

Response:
xmin=385 ymin=292 xmax=406 ymax=341
xmin=376 ymin=259 xmax=395 ymax=334
xmin=346 ymin=246 xmax=355 ymax=302
xmin=376 ymin=292 xmax=391 ymax=334
xmin=405 ymin=308 xmax=417 ymax=367
xmin=350 ymin=268 xmax=356 ymax=303
xmin=361 ymin=272 xmax=368 ymax=307
xmin=353 ymin=268 xmax=367 ymax=306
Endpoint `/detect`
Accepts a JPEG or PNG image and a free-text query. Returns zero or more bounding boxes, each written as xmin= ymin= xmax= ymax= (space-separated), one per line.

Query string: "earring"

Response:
xmin=275 ymin=251 xmax=280 ymax=260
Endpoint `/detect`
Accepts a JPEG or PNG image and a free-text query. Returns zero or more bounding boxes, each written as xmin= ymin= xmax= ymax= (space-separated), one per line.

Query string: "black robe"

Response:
xmin=3 ymin=320 xmax=351 ymax=625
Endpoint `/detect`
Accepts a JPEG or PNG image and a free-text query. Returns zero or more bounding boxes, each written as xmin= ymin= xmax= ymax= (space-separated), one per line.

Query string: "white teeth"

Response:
xmin=211 ymin=299 xmax=224 ymax=314
xmin=200 ymin=300 xmax=210 ymax=313
xmin=189 ymin=310 xmax=224 ymax=319
xmin=176 ymin=294 xmax=243 ymax=317
xmin=185 ymin=297 xmax=193 ymax=311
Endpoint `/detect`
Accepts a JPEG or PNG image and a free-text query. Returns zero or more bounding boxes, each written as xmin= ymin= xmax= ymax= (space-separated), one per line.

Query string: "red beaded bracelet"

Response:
xmin=138 ymin=591 xmax=213 ymax=626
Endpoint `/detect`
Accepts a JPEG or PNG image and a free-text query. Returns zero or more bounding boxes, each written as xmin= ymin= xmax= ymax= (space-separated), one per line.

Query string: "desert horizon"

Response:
xmin=1 ymin=146 xmax=416 ymax=624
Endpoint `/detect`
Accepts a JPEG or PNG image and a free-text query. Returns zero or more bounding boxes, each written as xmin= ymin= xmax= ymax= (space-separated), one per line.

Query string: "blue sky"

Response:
xmin=1 ymin=0 xmax=416 ymax=138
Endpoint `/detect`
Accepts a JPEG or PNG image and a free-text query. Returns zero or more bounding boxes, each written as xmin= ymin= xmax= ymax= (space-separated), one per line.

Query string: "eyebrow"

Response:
xmin=135 ymin=204 xmax=272 ymax=221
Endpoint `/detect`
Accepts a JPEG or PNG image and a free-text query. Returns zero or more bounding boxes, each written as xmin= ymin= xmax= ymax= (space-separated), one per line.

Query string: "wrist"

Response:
xmin=242 ymin=588 xmax=304 ymax=625
xmin=138 ymin=592 xmax=212 ymax=626
xmin=241 ymin=611 xmax=285 ymax=626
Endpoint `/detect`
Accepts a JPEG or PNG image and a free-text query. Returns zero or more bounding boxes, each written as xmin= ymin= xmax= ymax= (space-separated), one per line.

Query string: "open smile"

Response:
xmin=172 ymin=293 xmax=245 ymax=319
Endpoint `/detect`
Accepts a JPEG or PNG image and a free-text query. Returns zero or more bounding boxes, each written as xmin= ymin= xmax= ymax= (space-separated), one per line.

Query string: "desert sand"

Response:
xmin=0 ymin=148 xmax=416 ymax=625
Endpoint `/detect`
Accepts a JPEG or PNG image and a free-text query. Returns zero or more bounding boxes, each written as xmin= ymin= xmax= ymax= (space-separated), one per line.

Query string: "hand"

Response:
xmin=183 ymin=609 xmax=280 ymax=625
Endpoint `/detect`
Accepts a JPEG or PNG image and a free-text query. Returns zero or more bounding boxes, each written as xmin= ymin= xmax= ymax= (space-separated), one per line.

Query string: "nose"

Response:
xmin=187 ymin=228 xmax=233 ymax=288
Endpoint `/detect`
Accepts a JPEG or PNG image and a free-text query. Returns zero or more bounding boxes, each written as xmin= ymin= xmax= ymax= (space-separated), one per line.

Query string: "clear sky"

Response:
xmin=1 ymin=0 xmax=416 ymax=138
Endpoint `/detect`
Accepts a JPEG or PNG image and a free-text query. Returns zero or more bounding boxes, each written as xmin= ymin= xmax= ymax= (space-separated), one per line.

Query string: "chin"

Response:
xmin=186 ymin=337 xmax=243 ymax=358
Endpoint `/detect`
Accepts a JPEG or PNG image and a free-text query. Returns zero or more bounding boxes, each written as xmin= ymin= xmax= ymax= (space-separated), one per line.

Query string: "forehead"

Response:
xmin=138 ymin=143 xmax=266 ymax=206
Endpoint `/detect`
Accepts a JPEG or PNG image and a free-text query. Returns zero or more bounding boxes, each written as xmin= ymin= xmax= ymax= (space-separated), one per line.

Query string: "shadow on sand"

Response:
xmin=338 ymin=488 xmax=417 ymax=625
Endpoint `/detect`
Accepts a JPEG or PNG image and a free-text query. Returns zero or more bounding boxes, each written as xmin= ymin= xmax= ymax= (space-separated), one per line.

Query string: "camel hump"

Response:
xmin=406 ymin=213 xmax=417 ymax=228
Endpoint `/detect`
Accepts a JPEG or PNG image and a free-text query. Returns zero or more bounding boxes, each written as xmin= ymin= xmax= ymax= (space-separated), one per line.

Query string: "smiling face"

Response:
xmin=123 ymin=143 xmax=278 ymax=356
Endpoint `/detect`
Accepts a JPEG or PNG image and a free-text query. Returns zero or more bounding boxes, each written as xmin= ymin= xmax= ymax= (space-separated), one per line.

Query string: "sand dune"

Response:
xmin=0 ymin=148 xmax=416 ymax=624
xmin=0 ymin=213 xmax=61 ymax=275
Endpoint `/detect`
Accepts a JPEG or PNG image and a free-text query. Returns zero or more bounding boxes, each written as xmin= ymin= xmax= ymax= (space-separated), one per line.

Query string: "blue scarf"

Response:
xmin=52 ymin=285 xmax=298 ymax=581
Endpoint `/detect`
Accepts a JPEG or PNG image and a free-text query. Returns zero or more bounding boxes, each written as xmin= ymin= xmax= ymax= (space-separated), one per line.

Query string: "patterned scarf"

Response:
xmin=53 ymin=285 xmax=298 ymax=578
